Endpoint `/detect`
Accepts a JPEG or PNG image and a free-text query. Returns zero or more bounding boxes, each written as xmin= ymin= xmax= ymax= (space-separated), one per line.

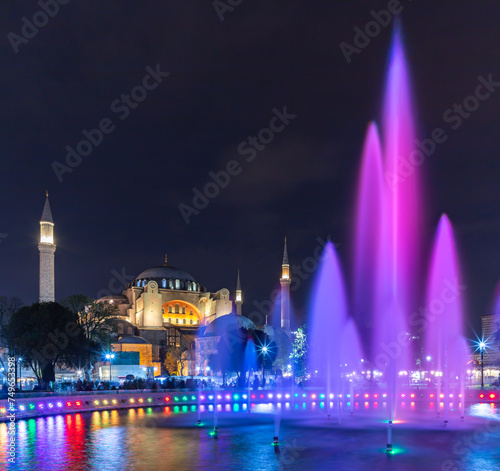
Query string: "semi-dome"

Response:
xmin=129 ymin=265 xmax=205 ymax=292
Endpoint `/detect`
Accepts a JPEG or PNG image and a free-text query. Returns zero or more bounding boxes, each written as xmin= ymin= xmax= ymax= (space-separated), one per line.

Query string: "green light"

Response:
xmin=384 ymin=446 xmax=405 ymax=455
xmin=191 ymin=395 xmax=196 ymax=401
xmin=182 ymin=395 xmax=188 ymax=401
xmin=233 ymin=394 xmax=239 ymax=400
xmin=174 ymin=397 xmax=179 ymax=402
xmin=147 ymin=398 xmax=152 ymax=403
xmin=173 ymin=406 xmax=180 ymax=414
xmin=29 ymin=404 xmax=35 ymax=410
xmin=294 ymin=393 xmax=299 ymax=397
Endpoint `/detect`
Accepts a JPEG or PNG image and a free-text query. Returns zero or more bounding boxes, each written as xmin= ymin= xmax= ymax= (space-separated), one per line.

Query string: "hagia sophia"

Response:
xmin=37 ymin=194 xmax=291 ymax=380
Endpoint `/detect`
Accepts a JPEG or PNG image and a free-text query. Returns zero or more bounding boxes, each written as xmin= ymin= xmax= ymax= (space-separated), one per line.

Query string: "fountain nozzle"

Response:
xmin=273 ymin=436 xmax=279 ymax=445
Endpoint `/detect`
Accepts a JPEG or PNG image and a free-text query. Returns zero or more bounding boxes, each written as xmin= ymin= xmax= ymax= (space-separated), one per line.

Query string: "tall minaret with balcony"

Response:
xmin=280 ymin=237 xmax=291 ymax=334
xmin=39 ymin=192 xmax=56 ymax=302
xmin=235 ymin=270 xmax=243 ymax=315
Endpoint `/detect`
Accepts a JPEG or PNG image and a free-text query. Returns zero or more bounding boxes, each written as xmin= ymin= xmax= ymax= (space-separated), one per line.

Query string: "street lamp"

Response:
xmin=105 ymin=353 xmax=115 ymax=383
xmin=473 ymin=337 xmax=490 ymax=389
xmin=18 ymin=357 xmax=23 ymax=391
xmin=479 ymin=342 xmax=486 ymax=389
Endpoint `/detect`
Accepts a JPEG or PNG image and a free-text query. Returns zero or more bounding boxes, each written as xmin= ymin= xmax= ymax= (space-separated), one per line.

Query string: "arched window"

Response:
xmin=128 ymin=327 xmax=133 ymax=334
xmin=168 ymin=317 xmax=171 ymax=324
xmin=175 ymin=318 xmax=179 ymax=324
xmin=175 ymin=279 xmax=180 ymax=289
xmin=118 ymin=324 xmax=124 ymax=334
xmin=168 ymin=306 xmax=172 ymax=313
xmin=183 ymin=319 xmax=186 ymax=324
xmin=136 ymin=280 xmax=141 ymax=287
xmin=190 ymin=319 xmax=193 ymax=325
xmin=189 ymin=310 xmax=193 ymax=315
xmin=142 ymin=280 xmax=146 ymax=287
xmin=162 ymin=279 xmax=166 ymax=288
xmin=175 ymin=304 xmax=179 ymax=314
xmin=182 ymin=307 xmax=186 ymax=314
xmin=169 ymin=280 xmax=173 ymax=289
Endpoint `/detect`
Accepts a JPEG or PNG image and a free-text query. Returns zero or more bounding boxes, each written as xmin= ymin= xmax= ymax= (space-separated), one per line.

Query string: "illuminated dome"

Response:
xmin=129 ymin=265 xmax=205 ymax=292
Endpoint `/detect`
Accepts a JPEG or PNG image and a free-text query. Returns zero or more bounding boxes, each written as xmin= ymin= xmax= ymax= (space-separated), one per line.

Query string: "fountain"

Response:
xmin=425 ymin=214 xmax=469 ymax=424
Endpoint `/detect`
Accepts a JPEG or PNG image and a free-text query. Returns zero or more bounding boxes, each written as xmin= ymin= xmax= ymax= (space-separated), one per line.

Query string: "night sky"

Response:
xmin=1 ymin=1 xmax=500 ymax=337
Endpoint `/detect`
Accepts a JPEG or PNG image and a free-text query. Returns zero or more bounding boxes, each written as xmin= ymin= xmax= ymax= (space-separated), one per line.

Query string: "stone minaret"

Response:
xmin=280 ymin=237 xmax=291 ymax=334
xmin=235 ymin=269 xmax=243 ymax=315
xmin=39 ymin=192 xmax=56 ymax=302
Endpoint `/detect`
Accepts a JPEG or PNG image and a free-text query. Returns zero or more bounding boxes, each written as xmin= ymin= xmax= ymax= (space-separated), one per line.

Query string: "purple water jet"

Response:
xmin=425 ymin=214 xmax=469 ymax=422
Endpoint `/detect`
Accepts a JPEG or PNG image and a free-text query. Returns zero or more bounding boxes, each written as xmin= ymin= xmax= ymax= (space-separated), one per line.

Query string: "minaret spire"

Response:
xmin=39 ymin=192 xmax=56 ymax=302
xmin=235 ymin=269 xmax=243 ymax=315
xmin=280 ymin=237 xmax=291 ymax=334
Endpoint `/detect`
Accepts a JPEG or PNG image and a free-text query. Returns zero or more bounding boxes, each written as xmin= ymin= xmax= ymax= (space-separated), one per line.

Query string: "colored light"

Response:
xmin=295 ymin=393 xmax=299 ymax=398
xmin=200 ymin=395 xmax=205 ymax=400
xmin=401 ymin=394 xmax=405 ymax=398
xmin=48 ymin=403 xmax=53 ymax=408
xmin=439 ymin=394 xmax=444 ymax=398
xmin=103 ymin=400 xmax=109 ymax=405
xmin=374 ymin=394 xmax=378 ymax=398
xmin=191 ymin=395 xmax=196 ymax=401
xmin=130 ymin=399 xmax=135 ymax=403
xmin=242 ymin=394 xmax=247 ymax=400
xmin=57 ymin=402 xmax=62 ymax=407
xmin=29 ymin=404 xmax=35 ymax=410
xmin=94 ymin=401 xmax=99 ymax=405
xmin=449 ymin=394 xmax=453 ymax=398
xmin=311 ymin=394 xmax=316 ymax=399
xmin=319 ymin=394 xmax=325 ymax=399
xmin=165 ymin=396 xmax=171 ymax=402
xmin=251 ymin=394 xmax=256 ymax=399
xmin=147 ymin=398 xmax=152 ymax=403
xmin=38 ymin=404 xmax=44 ymax=409
xmin=285 ymin=394 xmax=290 ymax=399
xmin=76 ymin=401 xmax=81 ymax=406
xmin=182 ymin=396 xmax=188 ymax=401
xmin=174 ymin=397 xmax=179 ymax=402
xmin=430 ymin=394 xmax=434 ymax=398
xmin=217 ymin=395 xmax=222 ymax=400
xmin=208 ymin=395 xmax=213 ymax=400
xmin=490 ymin=393 xmax=496 ymax=399
xmin=138 ymin=398 xmax=144 ymax=403
xmin=479 ymin=393 xmax=485 ymax=399
xmin=382 ymin=394 xmax=387 ymax=398
xmin=66 ymin=402 xmax=72 ymax=407
xmin=364 ymin=394 xmax=369 ymax=398
xmin=410 ymin=394 xmax=415 ymax=398
xmin=225 ymin=395 xmax=231 ymax=400
xmin=19 ymin=406 xmax=25 ymax=411
xmin=269 ymin=394 xmax=274 ymax=399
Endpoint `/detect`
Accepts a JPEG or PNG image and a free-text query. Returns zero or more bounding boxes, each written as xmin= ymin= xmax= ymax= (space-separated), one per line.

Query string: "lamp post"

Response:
xmin=479 ymin=342 xmax=486 ymax=389
xmin=261 ymin=346 xmax=268 ymax=385
xmin=18 ymin=357 xmax=23 ymax=391
xmin=105 ymin=353 xmax=115 ymax=383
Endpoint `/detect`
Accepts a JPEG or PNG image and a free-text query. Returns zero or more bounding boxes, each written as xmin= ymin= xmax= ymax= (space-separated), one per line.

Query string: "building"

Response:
xmin=39 ymin=192 xmax=55 ymax=302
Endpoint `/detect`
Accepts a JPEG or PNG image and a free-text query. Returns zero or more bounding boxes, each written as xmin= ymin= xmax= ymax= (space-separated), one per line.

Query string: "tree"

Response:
xmin=7 ymin=302 xmax=84 ymax=388
xmin=163 ymin=328 xmax=192 ymax=376
xmin=289 ymin=326 xmax=308 ymax=381
xmin=74 ymin=300 xmax=120 ymax=380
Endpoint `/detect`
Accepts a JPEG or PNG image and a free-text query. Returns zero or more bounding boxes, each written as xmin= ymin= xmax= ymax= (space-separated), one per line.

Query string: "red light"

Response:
xmin=260 ymin=395 xmax=264 ymax=399
xmin=251 ymin=394 xmax=255 ymax=399
xmin=410 ymin=394 xmax=415 ymax=398
xmin=364 ymin=394 xmax=369 ymax=398
xmin=66 ymin=402 xmax=72 ymax=407
xmin=164 ymin=397 xmax=170 ymax=402
xmin=75 ymin=401 xmax=81 ymax=406
xmin=374 ymin=394 xmax=378 ymax=398
xmin=429 ymin=394 xmax=434 ymax=398
xmin=401 ymin=394 xmax=405 ymax=398
xmin=489 ymin=393 xmax=496 ymax=399
xmin=355 ymin=394 xmax=359 ymax=397
xmin=479 ymin=393 xmax=485 ymax=399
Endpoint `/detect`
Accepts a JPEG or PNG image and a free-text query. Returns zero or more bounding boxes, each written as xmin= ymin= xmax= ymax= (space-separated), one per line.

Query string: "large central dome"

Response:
xmin=130 ymin=265 xmax=205 ymax=292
